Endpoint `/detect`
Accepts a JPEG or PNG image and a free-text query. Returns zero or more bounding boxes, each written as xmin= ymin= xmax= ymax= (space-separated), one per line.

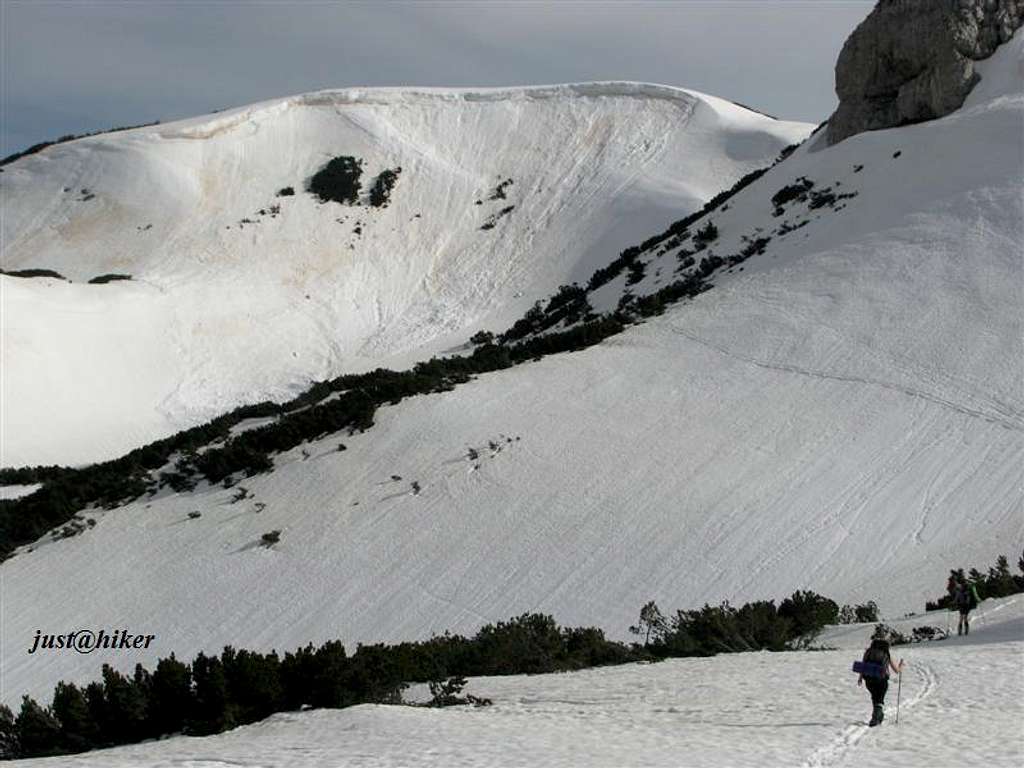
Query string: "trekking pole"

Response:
xmin=895 ymin=666 xmax=902 ymax=725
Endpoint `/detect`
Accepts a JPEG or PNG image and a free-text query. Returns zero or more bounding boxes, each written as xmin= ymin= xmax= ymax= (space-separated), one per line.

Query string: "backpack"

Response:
xmin=864 ymin=644 xmax=889 ymax=672
xmin=955 ymin=586 xmax=970 ymax=609
xmin=956 ymin=584 xmax=978 ymax=610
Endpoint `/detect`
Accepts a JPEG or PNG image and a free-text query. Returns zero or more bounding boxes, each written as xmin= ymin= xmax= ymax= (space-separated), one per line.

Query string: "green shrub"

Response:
xmin=693 ymin=221 xmax=718 ymax=246
xmin=368 ymin=168 xmax=401 ymax=208
xmin=307 ymin=156 xmax=363 ymax=205
xmin=260 ymin=530 xmax=281 ymax=547
xmin=0 ymin=268 xmax=67 ymax=280
xmin=770 ymin=177 xmax=814 ymax=212
xmin=88 ymin=274 xmax=131 ymax=285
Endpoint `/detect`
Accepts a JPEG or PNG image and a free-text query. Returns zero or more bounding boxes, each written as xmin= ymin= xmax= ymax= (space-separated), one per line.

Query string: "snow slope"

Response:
xmin=0 ymin=83 xmax=809 ymax=467
xmin=9 ymin=597 xmax=1022 ymax=767
xmin=1 ymin=31 xmax=1021 ymax=716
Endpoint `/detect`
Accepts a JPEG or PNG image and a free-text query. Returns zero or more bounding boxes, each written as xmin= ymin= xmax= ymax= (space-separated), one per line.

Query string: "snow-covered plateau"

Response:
xmin=0 ymin=19 xmax=1022 ymax=768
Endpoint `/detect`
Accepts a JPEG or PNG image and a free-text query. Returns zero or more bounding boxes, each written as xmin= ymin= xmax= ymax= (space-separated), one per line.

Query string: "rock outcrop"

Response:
xmin=826 ymin=0 xmax=1022 ymax=145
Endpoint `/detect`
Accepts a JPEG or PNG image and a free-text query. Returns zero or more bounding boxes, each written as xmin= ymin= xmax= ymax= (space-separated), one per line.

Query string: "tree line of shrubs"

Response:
xmin=0 ymin=400 xmax=283 ymax=559
xmin=0 ymin=138 xmax=801 ymax=557
xmin=0 ymin=307 xmax=636 ymax=557
xmin=499 ymin=284 xmax=593 ymax=343
xmin=924 ymin=553 xmax=1024 ymax=611
xmin=630 ymin=590 xmax=867 ymax=656
xmin=0 ymin=121 xmax=160 ymax=167
xmin=585 ymin=142 xmax=798 ymax=291
xmin=0 ymin=264 xmax=716 ymax=558
xmin=0 ymin=589 xmax=845 ymax=760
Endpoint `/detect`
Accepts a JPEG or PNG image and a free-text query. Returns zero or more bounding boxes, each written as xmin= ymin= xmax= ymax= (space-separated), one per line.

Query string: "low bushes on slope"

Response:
xmin=631 ymin=590 xmax=840 ymax=655
xmin=368 ymin=168 xmax=401 ymax=208
xmin=0 ymin=121 xmax=160 ymax=167
xmin=585 ymin=142 xmax=798 ymax=291
xmin=0 ymin=136 xmax=797 ymax=558
xmin=0 ymin=311 xmax=640 ymax=558
xmin=0 ymin=613 xmax=631 ymax=759
xmin=87 ymin=274 xmax=132 ymax=285
xmin=0 ymin=268 xmax=67 ymax=280
xmin=2 ymin=589 xmax=846 ymax=760
xmin=924 ymin=553 xmax=1024 ymax=611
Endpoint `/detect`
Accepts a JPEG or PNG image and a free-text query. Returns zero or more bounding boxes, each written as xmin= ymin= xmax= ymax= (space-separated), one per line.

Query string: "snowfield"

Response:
xmin=0 ymin=82 xmax=809 ymax=467
xmin=1 ymin=24 xmax=1022 ymax=768
xmin=8 ymin=598 xmax=1022 ymax=767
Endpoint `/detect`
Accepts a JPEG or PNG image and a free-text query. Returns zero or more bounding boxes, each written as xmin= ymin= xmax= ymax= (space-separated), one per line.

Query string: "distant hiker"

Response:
xmin=857 ymin=637 xmax=904 ymax=727
xmin=954 ymin=578 xmax=980 ymax=635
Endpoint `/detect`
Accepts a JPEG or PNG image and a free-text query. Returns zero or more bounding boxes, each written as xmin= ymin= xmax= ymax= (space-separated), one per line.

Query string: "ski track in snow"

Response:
xmin=800 ymin=661 xmax=938 ymax=768
xmin=668 ymin=327 xmax=1023 ymax=432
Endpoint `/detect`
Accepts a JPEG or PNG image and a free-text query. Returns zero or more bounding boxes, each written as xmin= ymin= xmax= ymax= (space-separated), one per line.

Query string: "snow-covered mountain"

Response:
xmin=2 ymin=16 xmax=1023 ymax=757
xmin=3 ymin=26 xmax=1021 ymax=712
xmin=0 ymin=83 xmax=808 ymax=467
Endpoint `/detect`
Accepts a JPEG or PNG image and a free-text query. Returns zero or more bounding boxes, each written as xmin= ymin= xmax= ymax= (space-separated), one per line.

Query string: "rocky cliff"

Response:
xmin=826 ymin=0 xmax=1022 ymax=145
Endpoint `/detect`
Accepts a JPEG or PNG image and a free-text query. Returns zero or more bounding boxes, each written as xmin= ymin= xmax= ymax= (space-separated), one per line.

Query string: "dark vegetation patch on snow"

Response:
xmin=480 ymin=205 xmax=515 ymax=230
xmin=0 ymin=121 xmax=161 ymax=167
xmin=500 ymin=283 xmax=592 ymax=343
xmin=585 ymin=142 xmax=798 ymax=292
xmin=0 ymin=268 xmax=68 ymax=281
xmin=88 ymin=274 xmax=132 ymax=285
xmin=260 ymin=529 xmax=281 ymax=547
xmin=692 ymin=220 xmax=719 ymax=247
xmin=488 ymin=177 xmax=514 ymax=201
xmin=770 ymin=176 xmax=815 ymax=214
xmin=625 ymin=259 xmax=646 ymax=286
xmin=368 ymin=168 xmax=401 ymax=208
xmin=307 ymin=155 xmax=364 ymax=205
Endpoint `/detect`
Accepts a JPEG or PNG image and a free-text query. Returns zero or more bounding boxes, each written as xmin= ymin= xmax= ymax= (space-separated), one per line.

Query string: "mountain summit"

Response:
xmin=0 ymin=84 xmax=808 ymax=466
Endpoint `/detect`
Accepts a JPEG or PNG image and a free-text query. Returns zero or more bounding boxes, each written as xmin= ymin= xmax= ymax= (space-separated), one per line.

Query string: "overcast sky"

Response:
xmin=1 ymin=0 xmax=873 ymax=157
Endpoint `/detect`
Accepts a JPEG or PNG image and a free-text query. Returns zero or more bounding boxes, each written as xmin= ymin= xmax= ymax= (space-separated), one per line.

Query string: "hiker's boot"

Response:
xmin=965 ymin=622 xmax=969 ymax=636
xmin=876 ymin=705 xmax=885 ymax=725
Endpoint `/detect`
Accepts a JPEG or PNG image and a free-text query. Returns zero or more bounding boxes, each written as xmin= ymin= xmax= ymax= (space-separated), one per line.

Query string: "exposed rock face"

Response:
xmin=826 ymin=0 xmax=1023 ymax=145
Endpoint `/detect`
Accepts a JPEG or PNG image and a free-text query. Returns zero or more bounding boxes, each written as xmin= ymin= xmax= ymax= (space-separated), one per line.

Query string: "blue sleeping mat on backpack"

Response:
xmin=852 ymin=660 xmax=885 ymax=678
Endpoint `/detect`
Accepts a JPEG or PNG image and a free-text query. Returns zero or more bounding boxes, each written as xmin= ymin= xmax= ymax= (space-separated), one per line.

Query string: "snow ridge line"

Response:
xmin=157 ymin=82 xmax=706 ymax=141
xmin=669 ymin=328 xmax=1023 ymax=432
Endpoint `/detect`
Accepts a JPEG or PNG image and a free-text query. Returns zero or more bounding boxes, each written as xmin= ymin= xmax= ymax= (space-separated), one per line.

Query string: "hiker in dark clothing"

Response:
xmin=954 ymin=578 xmax=980 ymax=635
xmin=857 ymin=637 xmax=904 ymax=726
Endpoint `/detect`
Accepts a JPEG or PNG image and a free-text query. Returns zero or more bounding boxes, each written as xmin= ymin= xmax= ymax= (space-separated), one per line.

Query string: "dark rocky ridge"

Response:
xmin=826 ymin=0 xmax=1022 ymax=146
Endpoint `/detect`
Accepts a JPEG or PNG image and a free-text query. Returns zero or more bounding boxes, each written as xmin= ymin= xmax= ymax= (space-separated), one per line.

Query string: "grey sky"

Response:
xmin=1 ymin=0 xmax=873 ymax=157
